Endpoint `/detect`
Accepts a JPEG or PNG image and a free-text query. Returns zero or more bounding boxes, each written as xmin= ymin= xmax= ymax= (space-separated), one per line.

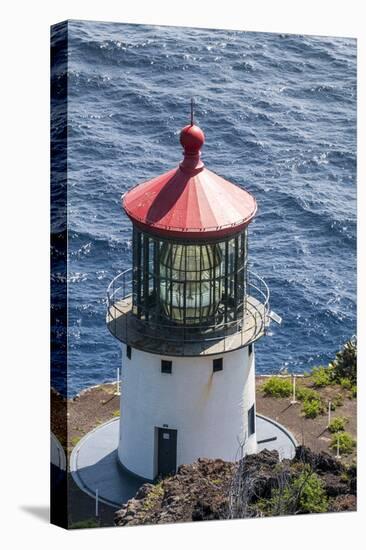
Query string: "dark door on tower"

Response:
xmin=157 ymin=428 xmax=177 ymax=477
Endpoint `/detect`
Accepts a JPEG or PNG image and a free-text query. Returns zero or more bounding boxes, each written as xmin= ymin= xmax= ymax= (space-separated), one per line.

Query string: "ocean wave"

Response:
xmin=283 ymin=83 xmax=354 ymax=104
xmin=68 ymin=229 xmax=132 ymax=252
xmin=231 ymin=60 xmax=255 ymax=72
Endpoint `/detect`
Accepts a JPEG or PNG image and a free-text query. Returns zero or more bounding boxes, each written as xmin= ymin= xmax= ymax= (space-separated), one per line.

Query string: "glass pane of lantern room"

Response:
xmin=159 ymin=241 xmax=223 ymax=325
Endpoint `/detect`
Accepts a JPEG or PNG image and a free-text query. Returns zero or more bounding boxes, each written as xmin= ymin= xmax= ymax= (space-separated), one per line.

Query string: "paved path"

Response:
xmin=256 ymin=414 xmax=297 ymax=459
xmin=70 ymin=415 xmax=297 ymax=508
xmin=51 ymin=432 xmax=66 ymax=471
xmin=70 ymin=419 xmax=141 ymax=508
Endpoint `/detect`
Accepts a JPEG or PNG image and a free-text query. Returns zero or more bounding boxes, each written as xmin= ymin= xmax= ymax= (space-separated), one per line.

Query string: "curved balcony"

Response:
xmin=106 ymin=268 xmax=270 ymax=357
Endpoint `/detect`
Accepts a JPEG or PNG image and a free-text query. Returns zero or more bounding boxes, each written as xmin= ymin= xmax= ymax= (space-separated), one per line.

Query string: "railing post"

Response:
xmin=115 ymin=367 xmax=121 ymax=396
xmin=290 ymin=374 xmax=298 ymax=404
xmin=95 ymin=488 xmax=99 ymax=517
xmin=327 ymin=401 xmax=332 ymax=428
xmin=336 ymin=435 xmax=341 ymax=459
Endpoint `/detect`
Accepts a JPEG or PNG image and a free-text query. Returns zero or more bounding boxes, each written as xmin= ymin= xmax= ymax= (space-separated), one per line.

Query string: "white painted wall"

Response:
xmin=118 ymin=345 xmax=257 ymax=480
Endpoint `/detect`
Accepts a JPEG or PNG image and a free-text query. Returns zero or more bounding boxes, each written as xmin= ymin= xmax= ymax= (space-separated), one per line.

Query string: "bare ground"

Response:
xmin=256 ymin=376 xmax=357 ymax=466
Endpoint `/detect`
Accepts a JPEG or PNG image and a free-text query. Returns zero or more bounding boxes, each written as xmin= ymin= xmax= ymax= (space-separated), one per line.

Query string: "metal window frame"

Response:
xmin=131 ymin=226 xmax=248 ymax=332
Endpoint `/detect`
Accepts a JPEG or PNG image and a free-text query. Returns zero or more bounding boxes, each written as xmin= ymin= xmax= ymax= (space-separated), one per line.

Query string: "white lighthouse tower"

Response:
xmin=107 ymin=113 xmax=270 ymax=481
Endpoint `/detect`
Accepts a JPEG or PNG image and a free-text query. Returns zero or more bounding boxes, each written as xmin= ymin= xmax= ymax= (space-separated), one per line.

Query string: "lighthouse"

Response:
xmin=107 ymin=110 xmax=271 ymax=481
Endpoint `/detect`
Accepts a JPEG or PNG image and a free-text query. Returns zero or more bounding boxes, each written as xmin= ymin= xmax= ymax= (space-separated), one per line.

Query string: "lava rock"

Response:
xmin=114 ymin=447 xmax=357 ymax=526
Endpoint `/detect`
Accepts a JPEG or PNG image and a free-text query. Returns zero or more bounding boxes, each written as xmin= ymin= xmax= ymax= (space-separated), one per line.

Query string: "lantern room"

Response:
xmin=107 ymin=118 xmax=270 ymax=356
xmin=130 ymin=228 xmax=247 ymax=327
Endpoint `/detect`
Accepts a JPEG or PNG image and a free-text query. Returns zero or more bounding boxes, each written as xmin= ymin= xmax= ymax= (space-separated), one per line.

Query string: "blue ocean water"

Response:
xmin=60 ymin=20 xmax=356 ymax=396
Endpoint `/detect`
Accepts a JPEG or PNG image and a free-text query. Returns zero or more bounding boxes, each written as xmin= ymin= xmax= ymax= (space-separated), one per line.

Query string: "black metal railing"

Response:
xmin=106 ymin=268 xmax=270 ymax=354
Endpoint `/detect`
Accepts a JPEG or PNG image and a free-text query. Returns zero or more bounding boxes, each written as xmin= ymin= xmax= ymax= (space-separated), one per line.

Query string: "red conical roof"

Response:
xmin=122 ymin=122 xmax=257 ymax=240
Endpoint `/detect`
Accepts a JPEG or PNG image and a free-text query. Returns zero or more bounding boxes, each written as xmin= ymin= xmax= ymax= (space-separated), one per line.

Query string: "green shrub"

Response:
xmin=310 ymin=366 xmax=333 ymax=387
xmin=339 ymin=377 xmax=352 ymax=390
xmin=297 ymin=387 xmax=321 ymax=403
xmin=261 ymin=377 xmax=292 ymax=398
xmin=330 ymin=338 xmax=357 ymax=384
xmin=142 ymin=482 xmax=164 ymax=511
xmin=294 ymin=468 xmax=328 ymax=513
xmin=262 ymin=466 xmax=328 ymax=515
xmin=330 ymin=432 xmax=356 ymax=455
xmin=351 ymin=385 xmax=357 ymax=399
xmin=296 ymin=386 xmax=325 ymax=418
xmin=302 ymin=399 xmax=324 ymax=418
xmin=333 ymin=393 xmax=344 ymax=407
xmin=328 ymin=417 xmax=347 ymax=433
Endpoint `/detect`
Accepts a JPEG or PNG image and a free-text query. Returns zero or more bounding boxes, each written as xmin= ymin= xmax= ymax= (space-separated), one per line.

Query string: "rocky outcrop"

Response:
xmin=114 ymin=447 xmax=356 ymax=526
xmin=294 ymin=446 xmax=343 ymax=474
xmin=328 ymin=494 xmax=357 ymax=512
xmin=294 ymin=446 xmax=356 ymax=498
xmin=115 ymin=458 xmax=235 ymax=526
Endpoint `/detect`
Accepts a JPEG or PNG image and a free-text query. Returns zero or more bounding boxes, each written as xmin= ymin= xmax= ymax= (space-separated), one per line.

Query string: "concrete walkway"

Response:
xmin=70 ymin=419 xmax=141 ymax=508
xmin=51 ymin=432 xmax=66 ymax=471
xmin=256 ymin=413 xmax=298 ymax=460
xmin=70 ymin=415 xmax=297 ymax=509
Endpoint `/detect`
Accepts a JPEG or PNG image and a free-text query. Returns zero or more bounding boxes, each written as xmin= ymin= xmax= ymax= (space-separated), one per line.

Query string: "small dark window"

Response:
xmin=161 ymin=360 xmax=172 ymax=374
xmin=126 ymin=345 xmax=132 ymax=359
xmin=248 ymin=343 xmax=253 ymax=357
xmin=213 ymin=358 xmax=223 ymax=372
xmin=248 ymin=404 xmax=255 ymax=436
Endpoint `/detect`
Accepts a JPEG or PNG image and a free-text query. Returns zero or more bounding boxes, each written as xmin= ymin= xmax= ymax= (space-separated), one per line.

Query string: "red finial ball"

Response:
xmin=180 ymin=124 xmax=205 ymax=154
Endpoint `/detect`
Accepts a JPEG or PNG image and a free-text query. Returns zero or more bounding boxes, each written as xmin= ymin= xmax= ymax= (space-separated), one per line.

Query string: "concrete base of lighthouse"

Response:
xmin=70 ymin=414 xmax=297 ymax=508
xmin=118 ymin=344 xmax=257 ymax=481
